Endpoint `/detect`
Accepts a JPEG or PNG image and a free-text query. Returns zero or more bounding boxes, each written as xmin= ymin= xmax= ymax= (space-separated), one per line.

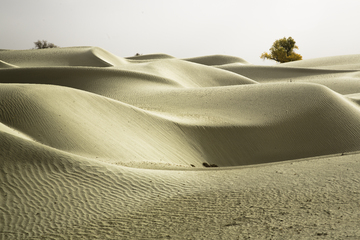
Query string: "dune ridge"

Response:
xmin=282 ymin=53 xmax=360 ymax=70
xmin=1 ymin=47 xmax=360 ymax=238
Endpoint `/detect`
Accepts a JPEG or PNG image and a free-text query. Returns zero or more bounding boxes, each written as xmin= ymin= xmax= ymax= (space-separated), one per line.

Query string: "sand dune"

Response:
xmin=283 ymin=54 xmax=360 ymax=70
xmin=183 ymin=54 xmax=250 ymax=66
xmin=1 ymin=47 xmax=360 ymax=239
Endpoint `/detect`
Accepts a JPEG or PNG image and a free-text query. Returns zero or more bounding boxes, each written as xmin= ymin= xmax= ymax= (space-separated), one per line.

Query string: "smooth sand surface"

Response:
xmin=1 ymin=47 xmax=360 ymax=239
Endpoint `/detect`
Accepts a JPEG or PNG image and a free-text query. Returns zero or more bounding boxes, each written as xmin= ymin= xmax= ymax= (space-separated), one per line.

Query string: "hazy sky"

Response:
xmin=1 ymin=0 xmax=360 ymax=65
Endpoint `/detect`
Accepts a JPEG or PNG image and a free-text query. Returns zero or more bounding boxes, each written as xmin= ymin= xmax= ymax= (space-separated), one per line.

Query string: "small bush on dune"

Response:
xmin=34 ymin=40 xmax=59 ymax=49
xmin=261 ymin=37 xmax=302 ymax=63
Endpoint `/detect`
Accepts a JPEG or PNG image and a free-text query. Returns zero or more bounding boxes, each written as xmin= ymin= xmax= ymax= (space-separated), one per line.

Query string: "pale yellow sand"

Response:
xmin=1 ymin=47 xmax=360 ymax=239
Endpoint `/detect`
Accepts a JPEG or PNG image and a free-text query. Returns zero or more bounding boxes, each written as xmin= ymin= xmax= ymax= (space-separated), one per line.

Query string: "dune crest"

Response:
xmin=282 ymin=53 xmax=360 ymax=70
xmin=183 ymin=54 xmax=250 ymax=66
xmin=1 ymin=47 xmax=360 ymax=238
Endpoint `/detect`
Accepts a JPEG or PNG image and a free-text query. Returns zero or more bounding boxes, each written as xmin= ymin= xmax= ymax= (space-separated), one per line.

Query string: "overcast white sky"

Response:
xmin=1 ymin=0 xmax=360 ymax=65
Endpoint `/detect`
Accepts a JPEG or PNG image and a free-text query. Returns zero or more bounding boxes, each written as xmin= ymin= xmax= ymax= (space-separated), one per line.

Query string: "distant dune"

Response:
xmin=1 ymin=47 xmax=360 ymax=239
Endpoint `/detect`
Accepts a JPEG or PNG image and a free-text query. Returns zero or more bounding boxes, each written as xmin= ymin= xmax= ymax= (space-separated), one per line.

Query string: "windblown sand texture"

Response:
xmin=1 ymin=47 xmax=360 ymax=239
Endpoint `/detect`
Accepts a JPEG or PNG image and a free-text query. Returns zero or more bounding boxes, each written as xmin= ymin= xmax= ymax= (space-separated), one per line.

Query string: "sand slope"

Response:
xmin=1 ymin=47 xmax=360 ymax=239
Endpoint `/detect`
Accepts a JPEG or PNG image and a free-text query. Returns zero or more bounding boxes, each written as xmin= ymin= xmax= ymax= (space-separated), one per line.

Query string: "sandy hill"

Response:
xmin=1 ymin=47 xmax=360 ymax=239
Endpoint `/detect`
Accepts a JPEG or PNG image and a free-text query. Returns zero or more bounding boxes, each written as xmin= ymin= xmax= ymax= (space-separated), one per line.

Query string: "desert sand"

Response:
xmin=1 ymin=47 xmax=360 ymax=239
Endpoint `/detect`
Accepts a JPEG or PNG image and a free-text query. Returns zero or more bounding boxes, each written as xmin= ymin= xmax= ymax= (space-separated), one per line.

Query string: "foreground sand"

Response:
xmin=1 ymin=47 xmax=360 ymax=239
